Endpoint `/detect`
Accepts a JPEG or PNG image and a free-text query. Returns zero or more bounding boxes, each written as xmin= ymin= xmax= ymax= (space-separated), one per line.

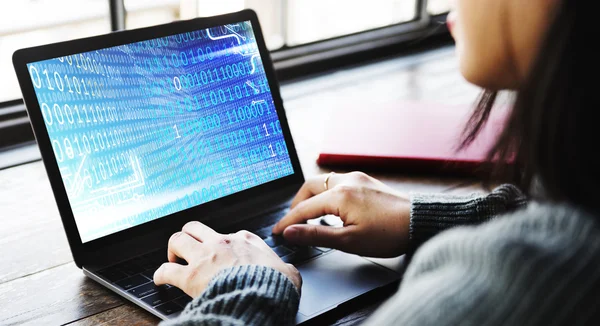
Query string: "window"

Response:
xmin=0 ymin=0 xmax=450 ymax=148
xmin=428 ymin=0 xmax=452 ymax=15
xmin=119 ymin=0 xmax=451 ymax=79
xmin=124 ymin=0 xmax=286 ymax=50
xmin=286 ymin=0 xmax=417 ymax=46
xmin=0 ymin=0 xmax=111 ymax=103
xmin=124 ymin=1 xmax=441 ymax=50
xmin=1 ymin=0 xmax=450 ymax=103
xmin=0 ymin=0 xmax=451 ymax=162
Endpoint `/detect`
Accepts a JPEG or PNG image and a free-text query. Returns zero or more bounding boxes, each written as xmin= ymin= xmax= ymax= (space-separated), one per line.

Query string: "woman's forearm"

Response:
xmin=161 ymin=265 xmax=299 ymax=326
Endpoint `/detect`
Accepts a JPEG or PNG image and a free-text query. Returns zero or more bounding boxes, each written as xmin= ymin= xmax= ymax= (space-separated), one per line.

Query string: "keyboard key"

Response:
xmin=282 ymin=247 xmax=322 ymax=264
xmin=142 ymin=269 xmax=156 ymax=280
xmin=98 ymin=268 xmax=128 ymax=282
xmin=129 ymin=282 xmax=166 ymax=298
xmin=155 ymin=302 xmax=183 ymax=315
xmin=316 ymin=247 xmax=333 ymax=253
xmin=174 ymin=295 xmax=193 ymax=308
xmin=115 ymin=274 xmax=150 ymax=290
xmin=252 ymin=208 xmax=290 ymax=238
xmin=145 ymin=250 xmax=167 ymax=263
xmin=142 ymin=286 xmax=185 ymax=307
xmin=116 ymin=261 xmax=145 ymax=276
xmin=138 ymin=258 xmax=161 ymax=271
xmin=253 ymin=227 xmax=273 ymax=239
xmin=264 ymin=236 xmax=285 ymax=248
xmin=264 ymin=237 xmax=275 ymax=247
xmin=263 ymin=208 xmax=290 ymax=223
xmin=284 ymin=244 xmax=301 ymax=252
xmin=272 ymin=245 xmax=292 ymax=257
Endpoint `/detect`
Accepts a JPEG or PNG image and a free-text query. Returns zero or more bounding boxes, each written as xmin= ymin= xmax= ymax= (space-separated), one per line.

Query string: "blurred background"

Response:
xmin=0 ymin=0 xmax=453 ymax=161
xmin=0 ymin=0 xmax=450 ymax=103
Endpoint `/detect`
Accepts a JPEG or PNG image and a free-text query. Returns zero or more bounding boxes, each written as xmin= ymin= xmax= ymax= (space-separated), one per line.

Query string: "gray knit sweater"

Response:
xmin=162 ymin=184 xmax=600 ymax=325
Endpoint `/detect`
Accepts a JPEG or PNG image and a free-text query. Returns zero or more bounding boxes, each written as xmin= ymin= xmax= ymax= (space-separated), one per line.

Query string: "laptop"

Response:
xmin=12 ymin=9 xmax=401 ymax=324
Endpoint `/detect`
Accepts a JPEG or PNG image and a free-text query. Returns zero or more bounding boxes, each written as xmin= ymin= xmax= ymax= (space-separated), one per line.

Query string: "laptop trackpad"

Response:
xmin=296 ymin=250 xmax=400 ymax=318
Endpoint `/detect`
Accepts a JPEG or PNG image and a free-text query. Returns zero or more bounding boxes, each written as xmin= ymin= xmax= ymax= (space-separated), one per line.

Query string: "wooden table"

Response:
xmin=0 ymin=45 xmax=486 ymax=325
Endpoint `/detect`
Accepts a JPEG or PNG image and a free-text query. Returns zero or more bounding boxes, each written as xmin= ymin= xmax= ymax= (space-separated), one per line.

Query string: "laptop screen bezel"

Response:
xmin=12 ymin=9 xmax=304 ymax=264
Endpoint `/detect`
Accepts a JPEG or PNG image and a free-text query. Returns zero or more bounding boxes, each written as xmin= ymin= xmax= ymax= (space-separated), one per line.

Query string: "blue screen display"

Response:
xmin=27 ymin=21 xmax=294 ymax=243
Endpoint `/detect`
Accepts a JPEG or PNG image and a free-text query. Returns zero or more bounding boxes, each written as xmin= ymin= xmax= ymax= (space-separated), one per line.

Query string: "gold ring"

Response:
xmin=324 ymin=172 xmax=335 ymax=191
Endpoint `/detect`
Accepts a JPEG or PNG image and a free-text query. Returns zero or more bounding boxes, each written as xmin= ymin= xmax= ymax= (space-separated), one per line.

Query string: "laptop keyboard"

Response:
xmin=98 ymin=250 xmax=192 ymax=316
xmin=97 ymin=210 xmax=332 ymax=316
xmin=254 ymin=230 xmax=330 ymax=264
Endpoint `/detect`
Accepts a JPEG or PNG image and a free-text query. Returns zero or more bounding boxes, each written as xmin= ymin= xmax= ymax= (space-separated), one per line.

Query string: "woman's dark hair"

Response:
xmin=460 ymin=1 xmax=595 ymax=211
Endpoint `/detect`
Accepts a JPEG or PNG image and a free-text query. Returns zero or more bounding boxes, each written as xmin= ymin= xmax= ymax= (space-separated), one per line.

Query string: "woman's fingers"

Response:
xmin=273 ymin=190 xmax=341 ymax=234
xmin=290 ymin=173 xmax=341 ymax=209
xmin=182 ymin=221 xmax=218 ymax=243
xmin=167 ymin=231 xmax=203 ymax=263
xmin=282 ymin=224 xmax=355 ymax=250
xmin=153 ymin=262 xmax=188 ymax=288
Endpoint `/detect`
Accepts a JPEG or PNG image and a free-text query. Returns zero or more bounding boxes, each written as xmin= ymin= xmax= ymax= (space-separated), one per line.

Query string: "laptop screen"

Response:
xmin=26 ymin=21 xmax=294 ymax=243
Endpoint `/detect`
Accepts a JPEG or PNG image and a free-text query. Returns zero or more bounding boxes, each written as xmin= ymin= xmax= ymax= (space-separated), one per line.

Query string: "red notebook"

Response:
xmin=316 ymin=101 xmax=510 ymax=176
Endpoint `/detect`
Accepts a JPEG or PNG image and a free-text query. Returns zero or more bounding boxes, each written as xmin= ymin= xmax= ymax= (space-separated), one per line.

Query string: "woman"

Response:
xmin=154 ymin=0 xmax=600 ymax=324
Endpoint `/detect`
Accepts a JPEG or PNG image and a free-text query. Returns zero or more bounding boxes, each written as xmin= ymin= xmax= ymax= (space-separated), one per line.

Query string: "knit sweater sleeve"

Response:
xmin=409 ymin=183 xmax=527 ymax=250
xmin=363 ymin=203 xmax=600 ymax=325
xmin=160 ymin=265 xmax=299 ymax=326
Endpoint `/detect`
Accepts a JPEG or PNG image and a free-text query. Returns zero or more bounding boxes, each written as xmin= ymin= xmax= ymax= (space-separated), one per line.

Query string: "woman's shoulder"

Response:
xmin=407 ymin=201 xmax=600 ymax=284
xmin=399 ymin=202 xmax=600 ymax=324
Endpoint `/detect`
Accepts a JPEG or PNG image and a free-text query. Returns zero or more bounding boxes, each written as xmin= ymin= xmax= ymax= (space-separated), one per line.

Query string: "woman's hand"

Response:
xmin=154 ymin=221 xmax=302 ymax=298
xmin=272 ymin=172 xmax=411 ymax=258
